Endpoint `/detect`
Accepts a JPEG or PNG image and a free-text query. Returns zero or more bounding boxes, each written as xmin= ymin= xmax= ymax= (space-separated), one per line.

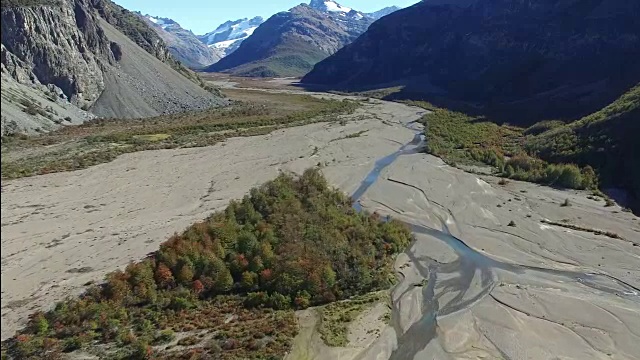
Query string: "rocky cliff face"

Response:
xmin=89 ymin=0 xmax=171 ymax=63
xmin=205 ymin=3 xmax=374 ymax=77
xmin=1 ymin=0 xmax=224 ymax=134
xmin=303 ymin=0 xmax=640 ymax=122
xmin=1 ymin=0 xmax=114 ymax=108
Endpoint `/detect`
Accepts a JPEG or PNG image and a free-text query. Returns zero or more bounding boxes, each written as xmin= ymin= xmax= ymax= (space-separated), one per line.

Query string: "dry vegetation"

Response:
xmin=1 ymin=169 xmax=412 ymax=359
xmin=1 ymin=90 xmax=359 ymax=178
xmin=318 ymin=291 xmax=386 ymax=347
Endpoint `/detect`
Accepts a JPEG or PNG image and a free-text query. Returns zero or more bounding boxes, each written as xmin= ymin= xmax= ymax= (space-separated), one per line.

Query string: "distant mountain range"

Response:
xmin=197 ymin=17 xmax=264 ymax=58
xmin=138 ymin=13 xmax=222 ymax=69
xmin=138 ymin=1 xmax=402 ymax=71
xmin=205 ymin=0 xmax=397 ymax=77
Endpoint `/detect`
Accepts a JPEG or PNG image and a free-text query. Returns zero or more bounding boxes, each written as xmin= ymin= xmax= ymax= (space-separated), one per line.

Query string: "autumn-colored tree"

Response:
xmin=154 ymin=263 xmax=174 ymax=289
xmin=104 ymin=270 xmax=131 ymax=303
xmin=259 ymin=268 xmax=273 ymax=284
xmin=126 ymin=261 xmax=157 ymax=304
xmin=192 ymin=280 xmax=204 ymax=294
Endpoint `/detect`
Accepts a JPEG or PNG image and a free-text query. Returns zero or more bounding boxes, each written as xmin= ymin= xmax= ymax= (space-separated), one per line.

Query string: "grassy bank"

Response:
xmin=318 ymin=291 xmax=387 ymax=347
xmin=1 ymin=90 xmax=359 ymax=179
xmin=1 ymin=169 xmax=411 ymax=359
xmin=414 ymin=102 xmax=619 ymax=195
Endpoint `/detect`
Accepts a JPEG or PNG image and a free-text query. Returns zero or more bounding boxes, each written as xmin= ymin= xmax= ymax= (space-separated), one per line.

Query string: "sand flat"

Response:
xmin=2 ymin=91 xmax=639 ymax=359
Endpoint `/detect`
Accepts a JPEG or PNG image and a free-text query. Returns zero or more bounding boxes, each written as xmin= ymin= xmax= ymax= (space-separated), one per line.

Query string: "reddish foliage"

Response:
xmin=42 ymin=337 xmax=59 ymax=350
xmin=192 ymin=280 xmax=204 ymax=294
xmin=155 ymin=263 xmax=174 ymax=288
xmin=236 ymin=254 xmax=249 ymax=269
xmin=260 ymin=268 xmax=273 ymax=282
xmin=16 ymin=334 xmax=30 ymax=343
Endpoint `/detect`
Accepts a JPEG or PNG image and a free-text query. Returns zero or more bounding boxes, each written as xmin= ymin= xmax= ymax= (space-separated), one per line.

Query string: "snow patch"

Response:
xmin=211 ymin=39 xmax=239 ymax=50
xmin=324 ymin=0 xmax=351 ymax=12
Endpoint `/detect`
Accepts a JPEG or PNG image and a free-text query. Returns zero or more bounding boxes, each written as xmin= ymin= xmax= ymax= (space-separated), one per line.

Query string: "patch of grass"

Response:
xmin=318 ymin=291 xmax=386 ymax=347
xmin=153 ymin=329 xmax=176 ymax=345
xmin=131 ymin=133 xmax=171 ymax=142
xmin=2 ymin=91 xmax=360 ymax=179
xmin=412 ymin=102 xmax=599 ymax=192
xmin=2 ymin=170 xmax=410 ymax=359
xmin=330 ymin=130 xmax=368 ymax=142
xmin=540 ymin=219 xmax=624 ymax=240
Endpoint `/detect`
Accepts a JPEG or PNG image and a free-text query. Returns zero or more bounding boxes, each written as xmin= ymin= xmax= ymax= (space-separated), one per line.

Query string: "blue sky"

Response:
xmin=113 ymin=0 xmax=419 ymax=35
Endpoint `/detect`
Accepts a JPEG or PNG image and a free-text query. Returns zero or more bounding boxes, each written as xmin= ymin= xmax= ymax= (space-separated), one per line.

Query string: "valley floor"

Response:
xmin=2 ymin=85 xmax=639 ymax=359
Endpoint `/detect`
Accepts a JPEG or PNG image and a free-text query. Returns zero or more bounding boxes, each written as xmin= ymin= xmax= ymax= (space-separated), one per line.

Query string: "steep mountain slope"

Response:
xmin=303 ymin=0 xmax=640 ymax=122
xmin=1 ymin=0 xmax=224 ymax=134
xmin=205 ymin=1 xmax=375 ymax=77
xmin=526 ymin=84 xmax=640 ymax=211
xmin=197 ymin=17 xmax=264 ymax=57
xmin=139 ymin=14 xmax=222 ymax=69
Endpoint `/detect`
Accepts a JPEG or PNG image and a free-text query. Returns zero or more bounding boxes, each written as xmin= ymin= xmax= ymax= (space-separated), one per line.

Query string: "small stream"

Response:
xmin=348 ymin=119 xmax=640 ymax=359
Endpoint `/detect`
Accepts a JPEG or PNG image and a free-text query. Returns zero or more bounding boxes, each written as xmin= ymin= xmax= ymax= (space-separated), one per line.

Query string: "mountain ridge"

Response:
xmin=302 ymin=0 xmax=640 ymax=122
xmin=205 ymin=1 xmax=394 ymax=77
xmin=137 ymin=12 xmax=222 ymax=69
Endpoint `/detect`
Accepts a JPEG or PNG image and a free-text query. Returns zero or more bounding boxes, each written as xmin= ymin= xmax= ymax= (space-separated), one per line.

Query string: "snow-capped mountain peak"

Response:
xmin=139 ymin=13 xmax=177 ymax=30
xmin=310 ymin=0 xmax=352 ymax=13
xmin=197 ymin=17 xmax=264 ymax=57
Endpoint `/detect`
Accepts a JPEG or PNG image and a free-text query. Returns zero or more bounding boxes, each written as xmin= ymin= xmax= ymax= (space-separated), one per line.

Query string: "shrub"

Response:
xmin=153 ymin=329 xmax=176 ymax=345
xmin=169 ymin=297 xmax=195 ymax=311
xmin=267 ymin=293 xmax=291 ymax=310
xmin=557 ymin=165 xmax=583 ymax=189
xmin=62 ymin=336 xmax=83 ymax=352
xmin=245 ymin=292 xmax=269 ymax=308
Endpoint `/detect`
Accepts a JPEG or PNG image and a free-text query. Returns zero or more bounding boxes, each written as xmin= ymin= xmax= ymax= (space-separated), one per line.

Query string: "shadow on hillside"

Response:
xmin=297 ymin=77 xmax=639 ymax=127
